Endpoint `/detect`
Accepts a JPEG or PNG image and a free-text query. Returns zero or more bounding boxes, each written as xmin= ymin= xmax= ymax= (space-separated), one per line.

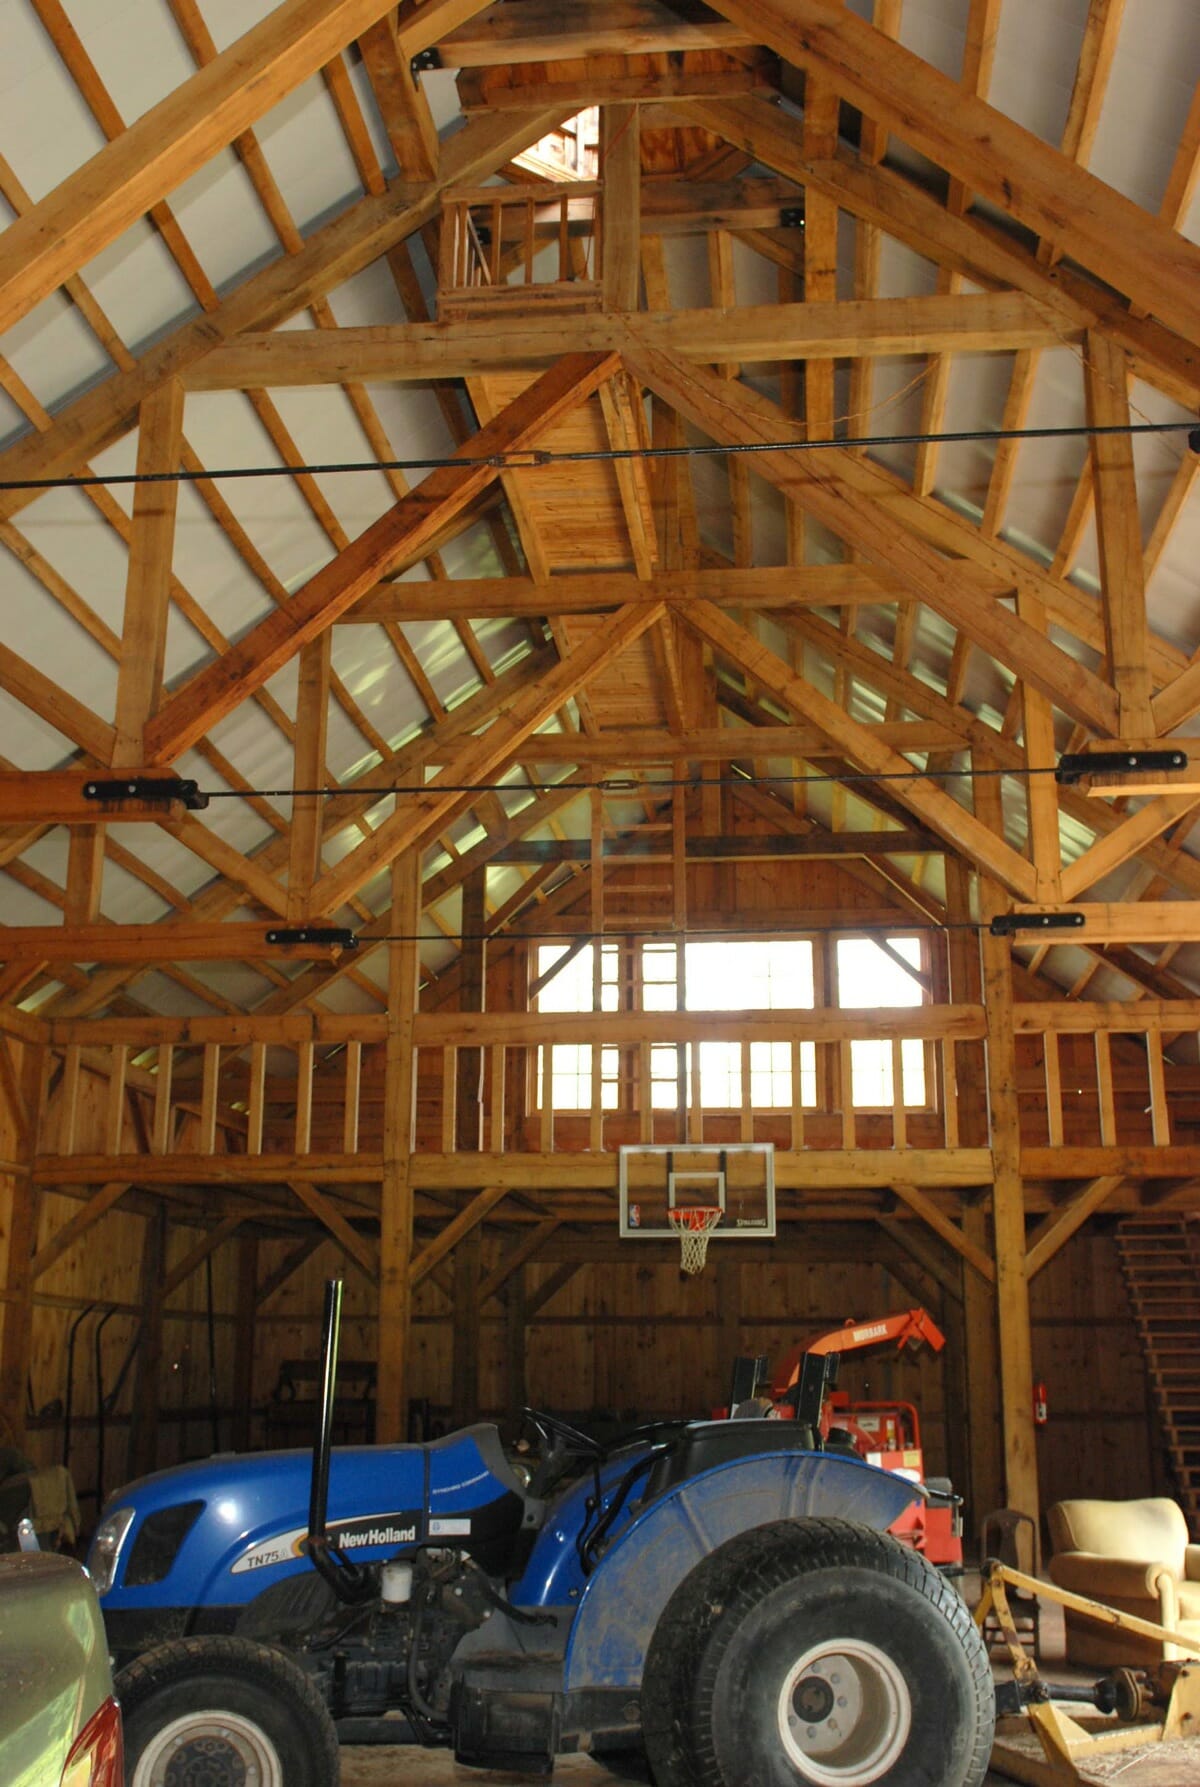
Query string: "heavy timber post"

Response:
xmin=0 ymin=1041 xmax=45 ymax=1446
xmin=945 ymin=857 xmax=1003 ymax=1521
xmin=980 ymin=886 xmax=1040 ymax=1523
xmin=378 ymin=850 xmax=421 ymax=1443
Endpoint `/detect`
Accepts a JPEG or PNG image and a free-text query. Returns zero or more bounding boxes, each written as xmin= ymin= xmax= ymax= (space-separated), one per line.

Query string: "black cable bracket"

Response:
xmin=989 ymin=912 xmax=1086 ymax=937
xmin=1056 ymin=749 xmax=1187 ymax=785
xmin=264 ymin=926 xmax=358 ymax=950
xmin=82 ymin=776 xmax=209 ymax=810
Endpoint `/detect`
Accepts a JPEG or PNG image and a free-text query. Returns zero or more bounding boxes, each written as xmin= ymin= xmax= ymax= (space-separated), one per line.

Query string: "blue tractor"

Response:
xmin=91 ymin=1282 xmax=994 ymax=1786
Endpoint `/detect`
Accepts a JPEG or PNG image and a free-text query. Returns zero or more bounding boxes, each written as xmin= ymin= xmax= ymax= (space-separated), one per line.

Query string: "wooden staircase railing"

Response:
xmin=1115 ymin=1216 xmax=1200 ymax=1529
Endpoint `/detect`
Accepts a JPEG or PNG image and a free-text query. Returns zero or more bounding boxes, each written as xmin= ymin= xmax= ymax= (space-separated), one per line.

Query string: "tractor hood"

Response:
xmin=92 ymin=1425 xmax=530 ymax=1611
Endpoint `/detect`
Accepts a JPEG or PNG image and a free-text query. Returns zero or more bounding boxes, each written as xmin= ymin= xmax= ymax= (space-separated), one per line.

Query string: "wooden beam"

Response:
xmin=525 ymin=1259 xmax=583 ymax=1317
xmin=29 ymin=1181 xmax=130 ymax=1282
xmin=623 ymin=338 xmax=1122 ymax=738
xmin=348 ymin=564 xmax=920 ymax=621
xmin=1025 ymin=1176 xmax=1123 ymax=1279
xmin=186 ymin=292 xmax=1067 ymax=388
xmin=0 ymin=1045 xmax=45 ymax=1444
xmin=413 ymin=1007 xmax=986 ymax=1047
xmin=0 ymin=771 xmax=214 ymax=826
xmin=0 ymin=0 xmax=475 ymax=334
xmin=144 ymin=352 xmax=620 ymax=763
xmin=489 ymin=829 xmax=940 ymax=861
xmin=286 ymin=1179 xmax=378 ymax=1282
xmin=33 ymin=1146 xmax=999 ymax=1191
xmin=377 ymin=851 xmax=419 ymax=1443
xmin=256 ymin=1233 xmax=322 ymax=1306
xmin=0 ymin=923 xmax=362 ymax=965
xmin=458 ymin=61 xmax=773 ymax=111
xmin=127 ymin=1205 xmax=166 ymax=1477
xmin=875 ymin=1216 xmax=963 ymax=1302
xmin=492 ymin=721 xmax=959 ymax=760
xmin=1059 ymin=793 xmax=1200 ymax=901
xmin=1002 ymin=903 xmax=1200 ymax=944
xmin=602 ymin=105 xmax=641 ymax=313
xmin=358 ymin=17 xmax=438 ymax=180
xmin=1086 ymin=332 xmax=1152 ymax=736
xmin=0 ymin=645 xmax=115 ymax=762
xmin=704 ymin=0 xmax=1200 ymax=344
xmin=683 ymin=98 xmax=1200 ymax=413
xmin=976 ymin=752 xmax=1040 ymax=1521
xmin=411 ymin=1184 xmax=512 ymax=1289
xmin=437 ymin=0 xmax=756 ymax=63
xmin=308 ymin=599 xmax=665 ymax=914
xmin=679 ymin=602 xmax=1039 ymax=897
xmin=477 ymin=1218 xmax=562 ymax=1304
xmin=286 ymin=635 xmax=332 ymax=921
xmin=161 ymin=1214 xmax=245 ymax=1300
xmin=112 ymin=381 xmax=185 ymax=767
xmin=887 ymin=1181 xmax=995 ymax=1283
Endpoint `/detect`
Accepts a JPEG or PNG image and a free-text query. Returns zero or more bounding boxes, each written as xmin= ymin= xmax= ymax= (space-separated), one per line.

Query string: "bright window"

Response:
xmin=536 ymin=944 xmax=619 ymax=1109
xmin=836 ymin=937 xmax=927 ymax=1107
xmin=539 ymin=1043 xmax=620 ymax=1111
xmin=536 ymin=942 xmax=618 ymax=1012
xmin=641 ymin=941 xmax=678 ymax=1012
xmin=684 ymin=940 xmax=814 ymax=1011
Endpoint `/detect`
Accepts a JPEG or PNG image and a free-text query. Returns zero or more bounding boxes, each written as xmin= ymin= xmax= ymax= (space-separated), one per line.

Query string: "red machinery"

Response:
xmin=733 ymin=1308 xmax=963 ymax=1570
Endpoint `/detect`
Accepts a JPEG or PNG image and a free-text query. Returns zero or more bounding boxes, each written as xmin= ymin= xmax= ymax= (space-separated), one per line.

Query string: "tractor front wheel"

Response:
xmin=115 ymin=1633 xmax=339 ymax=1787
xmin=640 ymin=1517 xmax=993 ymax=1787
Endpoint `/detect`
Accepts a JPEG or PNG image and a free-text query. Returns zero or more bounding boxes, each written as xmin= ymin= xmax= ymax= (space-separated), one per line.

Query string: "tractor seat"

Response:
xmin=644 ymin=1419 xmax=816 ymax=1501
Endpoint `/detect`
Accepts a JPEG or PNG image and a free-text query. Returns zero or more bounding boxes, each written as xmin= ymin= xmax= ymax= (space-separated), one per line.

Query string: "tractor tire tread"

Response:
xmin=115 ymin=1633 xmax=340 ymax=1786
xmin=641 ymin=1518 xmax=992 ymax=1787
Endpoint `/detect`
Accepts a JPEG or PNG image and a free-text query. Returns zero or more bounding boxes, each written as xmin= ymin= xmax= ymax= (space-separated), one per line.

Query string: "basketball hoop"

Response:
xmin=668 ymin=1205 xmax=723 ymax=1276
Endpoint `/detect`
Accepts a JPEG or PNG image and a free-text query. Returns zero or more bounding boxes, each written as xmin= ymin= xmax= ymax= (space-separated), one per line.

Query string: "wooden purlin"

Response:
xmin=0 ymin=0 xmax=484 ymax=336
xmin=702 ymin=0 xmax=1200 ymax=345
xmin=0 ymin=108 xmax=573 ymax=525
xmin=144 ymin=352 xmax=622 ymax=763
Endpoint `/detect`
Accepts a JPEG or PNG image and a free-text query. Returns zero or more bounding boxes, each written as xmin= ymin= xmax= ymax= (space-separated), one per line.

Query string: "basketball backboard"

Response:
xmin=618 ymin=1143 xmax=776 ymax=1240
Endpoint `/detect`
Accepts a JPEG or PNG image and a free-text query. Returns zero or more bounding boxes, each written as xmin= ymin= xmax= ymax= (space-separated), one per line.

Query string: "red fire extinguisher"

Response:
xmin=1033 ymin=1380 xmax=1049 ymax=1427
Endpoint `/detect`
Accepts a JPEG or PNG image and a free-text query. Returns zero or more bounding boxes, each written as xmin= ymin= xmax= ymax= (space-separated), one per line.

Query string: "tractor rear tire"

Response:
xmin=116 ymin=1633 xmax=340 ymax=1787
xmin=639 ymin=1517 xmax=992 ymax=1787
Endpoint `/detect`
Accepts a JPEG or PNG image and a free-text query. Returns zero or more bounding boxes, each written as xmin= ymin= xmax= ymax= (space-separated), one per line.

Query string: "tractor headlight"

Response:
xmin=87 ymin=1506 xmax=134 ymax=1595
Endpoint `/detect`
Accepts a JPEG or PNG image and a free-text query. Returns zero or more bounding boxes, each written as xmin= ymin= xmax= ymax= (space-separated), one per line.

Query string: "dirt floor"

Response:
xmin=340 ymin=1579 xmax=1200 ymax=1785
xmin=341 ymin=1740 xmax=1200 ymax=1785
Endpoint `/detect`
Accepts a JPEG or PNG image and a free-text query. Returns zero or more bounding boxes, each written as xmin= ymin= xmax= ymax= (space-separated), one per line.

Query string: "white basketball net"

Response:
xmin=668 ymin=1206 xmax=723 ymax=1276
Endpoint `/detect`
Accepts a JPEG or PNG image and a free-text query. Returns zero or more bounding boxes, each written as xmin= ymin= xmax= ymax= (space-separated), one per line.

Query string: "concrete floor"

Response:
xmin=339 ymin=1583 xmax=1200 ymax=1785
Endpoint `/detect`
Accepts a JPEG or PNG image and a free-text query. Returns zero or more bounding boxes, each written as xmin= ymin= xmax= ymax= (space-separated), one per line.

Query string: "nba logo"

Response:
xmin=629 ymin=1203 xmax=641 ymax=1229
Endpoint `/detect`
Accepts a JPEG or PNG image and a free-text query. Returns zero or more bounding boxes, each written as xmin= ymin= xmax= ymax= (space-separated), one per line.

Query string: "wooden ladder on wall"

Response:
xmin=1115 ymin=1217 xmax=1200 ymax=1528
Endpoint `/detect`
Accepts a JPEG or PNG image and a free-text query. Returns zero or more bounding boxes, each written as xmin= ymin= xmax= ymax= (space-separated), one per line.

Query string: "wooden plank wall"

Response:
xmin=1029 ymin=1230 xmax=1168 ymax=1514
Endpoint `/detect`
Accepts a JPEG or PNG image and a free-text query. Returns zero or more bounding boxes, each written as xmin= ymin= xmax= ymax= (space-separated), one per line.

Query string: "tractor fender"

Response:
xmin=563 ymin=1449 xmax=917 ymax=1692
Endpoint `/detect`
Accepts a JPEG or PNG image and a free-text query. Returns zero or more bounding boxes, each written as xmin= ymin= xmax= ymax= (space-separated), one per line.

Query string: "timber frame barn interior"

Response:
xmin=0 ymin=0 xmax=1199 ymax=1545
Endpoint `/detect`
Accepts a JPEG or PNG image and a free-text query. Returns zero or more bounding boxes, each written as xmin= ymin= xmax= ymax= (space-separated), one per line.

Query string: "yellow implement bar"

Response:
xmin=977 ymin=1560 xmax=1200 ymax=1785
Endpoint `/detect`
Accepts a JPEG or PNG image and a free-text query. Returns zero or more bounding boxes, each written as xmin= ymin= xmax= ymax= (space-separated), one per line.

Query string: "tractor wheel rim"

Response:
xmin=131 ymin=1709 xmax=284 ymax=1787
xmin=776 ymin=1639 xmax=912 ymax=1784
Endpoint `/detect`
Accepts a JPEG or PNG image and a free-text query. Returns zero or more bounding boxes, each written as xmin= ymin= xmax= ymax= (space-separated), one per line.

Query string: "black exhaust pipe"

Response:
xmin=306 ymin=1279 xmax=375 ymax=1604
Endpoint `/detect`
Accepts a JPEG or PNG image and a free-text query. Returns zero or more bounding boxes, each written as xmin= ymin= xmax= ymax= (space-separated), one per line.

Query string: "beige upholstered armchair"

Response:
xmin=1047 ymin=1497 xmax=1200 ymax=1667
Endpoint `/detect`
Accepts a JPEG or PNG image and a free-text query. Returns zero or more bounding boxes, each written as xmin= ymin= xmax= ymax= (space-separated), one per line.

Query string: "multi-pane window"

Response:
xmin=542 ymin=1043 xmax=620 ymax=1111
xmin=641 ymin=942 xmax=678 ymax=1011
xmin=532 ymin=935 xmax=927 ymax=1115
xmin=536 ymin=944 xmax=619 ymax=1109
xmin=536 ymin=942 xmax=618 ymax=1013
xmin=836 ymin=937 xmax=927 ymax=1107
xmin=641 ymin=940 xmax=817 ymax=1110
xmin=683 ymin=940 xmax=814 ymax=1011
